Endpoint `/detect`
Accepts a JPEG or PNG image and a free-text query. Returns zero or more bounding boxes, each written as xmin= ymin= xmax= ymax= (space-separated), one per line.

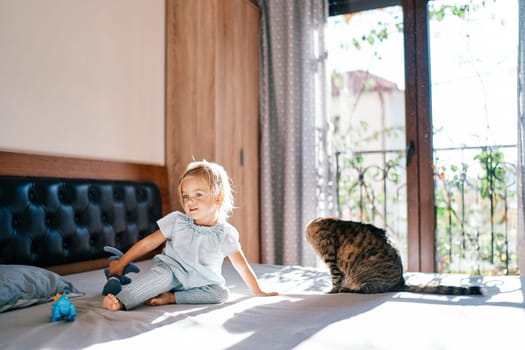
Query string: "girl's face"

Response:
xmin=180 ymin=176 xmax=221 ymax=226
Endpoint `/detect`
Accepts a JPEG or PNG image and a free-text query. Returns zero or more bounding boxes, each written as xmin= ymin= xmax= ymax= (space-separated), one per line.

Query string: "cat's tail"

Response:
xmin=403 ymin=284 xmax=483 ymax=295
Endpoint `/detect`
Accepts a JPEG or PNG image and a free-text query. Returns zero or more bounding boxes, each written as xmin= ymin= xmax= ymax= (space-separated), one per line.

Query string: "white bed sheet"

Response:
xmin=0 ymin=259 xmax=524 ymax=350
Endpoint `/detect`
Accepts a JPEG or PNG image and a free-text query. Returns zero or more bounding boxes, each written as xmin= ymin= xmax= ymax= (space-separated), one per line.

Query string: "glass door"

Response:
xmin=428 ymin=0 xmax=519 ymax=274
xmin=327 ymin=0 xmax=520 ymax=274
xmin=326 ymin=5 xmax=409 ymax=266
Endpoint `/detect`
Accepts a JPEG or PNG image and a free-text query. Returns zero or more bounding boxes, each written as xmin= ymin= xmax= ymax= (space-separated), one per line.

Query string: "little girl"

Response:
xmin=102 ymin=160 xmax=278 ymax=311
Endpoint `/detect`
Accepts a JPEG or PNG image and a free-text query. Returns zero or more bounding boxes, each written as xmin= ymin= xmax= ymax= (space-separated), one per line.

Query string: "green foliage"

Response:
xmin=429 ymin=4 xmax=470 ymax=21
xmin=352 ymin=21 xmax=394 ymax=54
xmin=474 ymin=148 xmax=507 ymax=199
xmin=433 ymin=147 xmax=516 ymax=275
xmin=429 ymin=0 xmax=496 ymax=21
xmin=350 ymin=2 xmax=489 ymax=55
xmin=338 ymin=145 xmax=517 ymax=276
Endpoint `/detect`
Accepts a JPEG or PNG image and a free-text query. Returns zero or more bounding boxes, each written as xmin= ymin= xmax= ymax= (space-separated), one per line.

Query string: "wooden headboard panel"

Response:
xmin=0 ymin=151 xmax=171 ymax=274
xmin=0 ymin=151 xmax=170 ymax=215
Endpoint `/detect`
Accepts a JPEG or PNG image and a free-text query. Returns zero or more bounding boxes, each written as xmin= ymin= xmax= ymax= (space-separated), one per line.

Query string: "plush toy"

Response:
xmin=51 ymin=293 xmax=77 ymax=322
xmin=101 ymin=246 xmax=140 ymax=296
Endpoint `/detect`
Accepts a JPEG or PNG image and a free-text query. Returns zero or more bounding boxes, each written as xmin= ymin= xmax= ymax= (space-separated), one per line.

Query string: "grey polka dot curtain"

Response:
xmin=257 ymin=0 xmax=336 ymax=266
xmin=518 ymin=0 xmax=525 ymax=274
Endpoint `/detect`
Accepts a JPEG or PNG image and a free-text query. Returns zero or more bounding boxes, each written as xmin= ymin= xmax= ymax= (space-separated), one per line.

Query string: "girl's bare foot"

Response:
xmin=101 ymin=294 xmax=124 ymax=311
xmin=145 ymin=292 xmax=176 ymax=306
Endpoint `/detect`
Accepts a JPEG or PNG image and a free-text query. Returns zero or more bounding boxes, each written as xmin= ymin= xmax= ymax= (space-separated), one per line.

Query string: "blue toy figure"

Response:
xmin=102 ymin=246 xmax=140 ymax=296
xmin=51 ymin=293 xmax=77 ymax=322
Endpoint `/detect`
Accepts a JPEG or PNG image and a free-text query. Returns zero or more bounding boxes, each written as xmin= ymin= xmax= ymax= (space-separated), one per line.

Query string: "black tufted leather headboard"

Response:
xmin=0 ymin=176 xmax=162 ymax=268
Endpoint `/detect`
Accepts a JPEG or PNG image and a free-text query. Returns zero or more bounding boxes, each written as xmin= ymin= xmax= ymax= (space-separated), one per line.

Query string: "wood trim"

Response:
xmin=403 ymin=0 xmax=435 ymax=272
xmin=46 ymin=258 xmax=109 ymax=275
xmin=414 ymin=0 xmax=435 ymax=273
xmin=0 ymin=151 xmax=171 ymax=216
xmin=46 ymin=251 xmax=160 ymax=275
xmin=403 ymin=0 xmax=420 ymax=271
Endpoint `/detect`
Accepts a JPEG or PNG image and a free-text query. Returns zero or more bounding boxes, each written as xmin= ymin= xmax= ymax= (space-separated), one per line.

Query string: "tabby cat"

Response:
xmin=305 ymin=217 xmax=482 ymax=295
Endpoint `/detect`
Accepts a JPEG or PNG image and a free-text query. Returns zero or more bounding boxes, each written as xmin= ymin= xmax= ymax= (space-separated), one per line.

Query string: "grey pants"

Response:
xmin=116 ymin=261 xmax=229 ymax=310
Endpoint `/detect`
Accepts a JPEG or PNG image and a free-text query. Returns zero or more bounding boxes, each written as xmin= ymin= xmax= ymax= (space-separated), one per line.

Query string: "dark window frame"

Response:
xmin=329 ymin=0 xmax=401 ymax=16
xmin=328 ymin=0 xmax=435 ymax=272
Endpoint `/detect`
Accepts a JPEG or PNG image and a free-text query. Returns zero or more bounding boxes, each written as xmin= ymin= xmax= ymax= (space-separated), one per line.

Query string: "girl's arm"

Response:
xmin=108 ymin=230 xmax=167 ymax=276
xmin=228 ymin=250 xmax=278 ymax=296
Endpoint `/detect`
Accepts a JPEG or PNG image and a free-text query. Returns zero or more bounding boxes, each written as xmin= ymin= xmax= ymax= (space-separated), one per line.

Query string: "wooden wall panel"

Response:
xmin=216 ymin=0 xmax=261 ymax=263
xmin=166 ymin=0 xmax=260 ymax=262
xmin=165 ymin=0 xmax=218 ymax=211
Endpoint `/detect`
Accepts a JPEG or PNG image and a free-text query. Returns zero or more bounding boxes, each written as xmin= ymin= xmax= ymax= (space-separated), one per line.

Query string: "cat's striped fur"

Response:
xmin=305 ymin=217 xmax=482 ymax=295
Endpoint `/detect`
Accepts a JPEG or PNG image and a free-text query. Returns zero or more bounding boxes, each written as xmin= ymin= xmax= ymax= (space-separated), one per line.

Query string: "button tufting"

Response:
xmin=113 ymin=187 xmax=124 ymax=201
xmin=11 ymin=217 xmax=19 ymax=229
xmin=88 ymin=187 xmax=100 ymax=203
xmin=45 ymin=213 xmax=57 ymax=228
xmin=74 ymin=211 xmax=82 ymax=225
xmin=0 ymin=176 xmax=161 ymax=266
xmin=137 ymin=187 xmax=148 ymax=202
xmin=28 ymin=188 xmax=35 ymax=201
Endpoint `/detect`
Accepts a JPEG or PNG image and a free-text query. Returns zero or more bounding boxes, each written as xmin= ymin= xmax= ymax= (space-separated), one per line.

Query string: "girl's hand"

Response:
xmin=108 ymin=259 xmax=125 ymax=276
xmin=228 ymin=250 xmax=279 ymax=297
xmin=254 ymin=290 xmax=279 ymax=297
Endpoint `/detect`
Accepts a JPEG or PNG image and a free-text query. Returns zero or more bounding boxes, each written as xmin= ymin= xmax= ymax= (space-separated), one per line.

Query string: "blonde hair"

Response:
xmin=177 ymin=160 xmax=234 ymax=221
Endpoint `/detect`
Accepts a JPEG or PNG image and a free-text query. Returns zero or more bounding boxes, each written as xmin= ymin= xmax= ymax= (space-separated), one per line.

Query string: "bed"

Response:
xmin=1 ymin=164 xmax=524 ymax=350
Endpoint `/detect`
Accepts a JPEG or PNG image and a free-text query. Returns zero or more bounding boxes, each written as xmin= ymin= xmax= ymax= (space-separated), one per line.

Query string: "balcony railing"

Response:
xmin=335 ymin=144 xmax=518 ymax=275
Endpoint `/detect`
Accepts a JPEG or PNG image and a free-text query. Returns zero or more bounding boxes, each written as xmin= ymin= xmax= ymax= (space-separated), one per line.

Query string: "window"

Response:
xmin=328 ymin=0 xmax=519 ymax=274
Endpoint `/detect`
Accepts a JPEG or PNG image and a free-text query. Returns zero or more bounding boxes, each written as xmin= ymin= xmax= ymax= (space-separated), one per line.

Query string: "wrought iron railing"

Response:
xmin=335 ymin=144 xmax=518 ymax=275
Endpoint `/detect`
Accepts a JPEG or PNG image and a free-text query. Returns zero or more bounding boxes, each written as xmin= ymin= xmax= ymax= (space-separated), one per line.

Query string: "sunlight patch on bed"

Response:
xmin=151 ymin=296 xmax=294 ymax=327
xmin=257 ymin=265 xmax=332 ymax=293
xmin=151 ymin=305 xmax=208 ymax=324
xmin=84 ymin=320 xmax=256 ymax=350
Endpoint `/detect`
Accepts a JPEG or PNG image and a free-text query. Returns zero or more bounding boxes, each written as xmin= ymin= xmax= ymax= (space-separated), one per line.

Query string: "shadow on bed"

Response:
xmin=221 ymin=293 xmax=392 ymax=350
xmin=219 ymin=273 xmax=524 ymax=350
